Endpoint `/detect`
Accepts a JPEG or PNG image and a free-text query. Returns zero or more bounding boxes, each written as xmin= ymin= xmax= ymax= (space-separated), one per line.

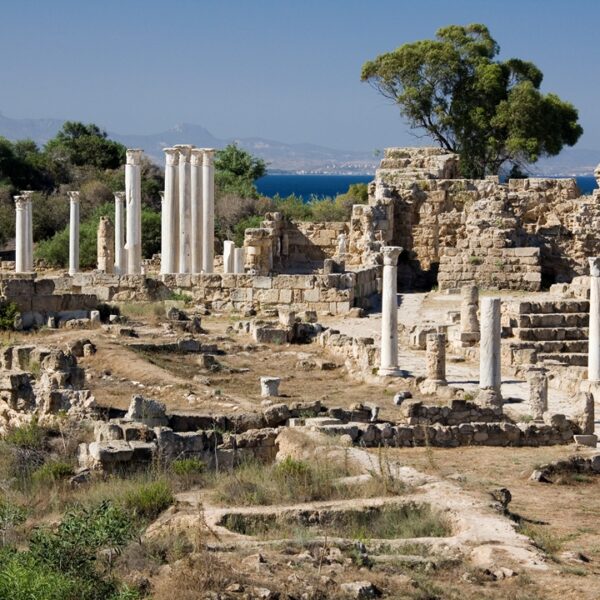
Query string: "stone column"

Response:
xmin=161 ymin=149 xmax=179 ymax=274
xmin=22 ymin=191 xmax=34 ymax=271
xmin=588 ymin=257 xmax=600 ymax=382
xmin=528 ymin=369 xmax=548 ymax=420
xmin=201 ymin=149 xmax=215 ymax=273
xmin=68 ymin=191 xmax=80 ymax=276
xmin=460 ymin=285 xmax=480 ymax=338
xmin=479 ymin=297 xmax=502 ymax=403
xmin=190 ymin=148 xmax=204 ymax=273
xmin=234 ymin=247 xmax=245 ymax=274
xmin=175 ymin=145 xmax=193 ymax=273
xmin=426 ymin=333 xmax=447 ymax=384
xmin=114 ymin=192 xmax=126 ymax=275
xmin=378 ymin=246 xmax=403 ymax=376
xmin=125 ymin=149 xmax=143 ymax=274
xmin=337 ymin=232 xmax=347 ymax=257
xmin=223 ymin=240 xmax=235 ymax=274
xmin=97 ymin=216 xmax=114 ymax=274
xmin=14 ymin=196 xmax=26 ymax=273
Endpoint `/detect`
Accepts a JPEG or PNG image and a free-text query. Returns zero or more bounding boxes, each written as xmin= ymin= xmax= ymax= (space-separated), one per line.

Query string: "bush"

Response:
xmin=32 ymin=461 xmax=73 ymax=484
xmin=123 ymin=480 xmax=174 ymax=521
xmin=0 ymin=300 xmax=18 ymax=330
xmin=171 ymin=458 xmax=205 ymax=477
xmin=5 ymin=420 xmax=46 ymax=450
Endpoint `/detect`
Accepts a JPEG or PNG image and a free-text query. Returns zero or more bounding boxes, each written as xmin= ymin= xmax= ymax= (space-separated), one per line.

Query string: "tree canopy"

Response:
xmin=215 ymin=143 xmax=267 ymax=199
xmin=361 ymin=23 xmax=583 ymax=177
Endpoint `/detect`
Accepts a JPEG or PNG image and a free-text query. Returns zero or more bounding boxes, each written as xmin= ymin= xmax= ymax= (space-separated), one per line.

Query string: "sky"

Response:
xmin=0 ymin=0 xmax=598 ymax=152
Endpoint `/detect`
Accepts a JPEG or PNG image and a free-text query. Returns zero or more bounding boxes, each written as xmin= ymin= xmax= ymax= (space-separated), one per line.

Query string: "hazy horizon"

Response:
xmin=1 ymin=0 xmax=598 ymax=153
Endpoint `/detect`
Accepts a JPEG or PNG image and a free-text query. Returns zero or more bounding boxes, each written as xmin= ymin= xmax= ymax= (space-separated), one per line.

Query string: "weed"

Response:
xmin=5 ymin=419 xmax=46 ymax=450
xmin=31 ymin=461 xmax=74 ymax=484
xmin=123 ymin=480 xmax=174 ymax=521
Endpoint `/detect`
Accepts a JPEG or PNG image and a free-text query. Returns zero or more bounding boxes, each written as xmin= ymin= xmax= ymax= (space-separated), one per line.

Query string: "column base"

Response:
xmin=378 ymin=367 xmax=403 ymax=377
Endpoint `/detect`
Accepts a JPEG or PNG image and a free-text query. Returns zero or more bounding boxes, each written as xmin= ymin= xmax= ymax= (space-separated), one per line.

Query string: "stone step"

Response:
xmin=517 ymin=312 xmax=589 ymax=328
xmin=538 ymin=352 xmax=589 ymax=367
xmin=511 ymin=340 xmax=588 ymax=353
xmin=515 ymin=327 xmax=588 ymax=342
xmin=518 ymin=300 xmax=589 ymax=314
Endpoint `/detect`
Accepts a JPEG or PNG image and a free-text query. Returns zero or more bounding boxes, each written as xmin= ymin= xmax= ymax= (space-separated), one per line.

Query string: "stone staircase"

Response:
xmin=504 ymin=299 xmax=589 ymax=367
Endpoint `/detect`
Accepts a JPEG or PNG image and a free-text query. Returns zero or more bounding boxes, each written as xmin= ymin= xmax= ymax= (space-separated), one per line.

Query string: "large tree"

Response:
xmin=361 ymin=24 xmax=583 ymax=177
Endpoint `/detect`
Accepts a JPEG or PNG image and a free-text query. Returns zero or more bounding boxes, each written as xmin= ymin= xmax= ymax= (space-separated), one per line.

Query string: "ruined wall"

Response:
xmin=284 ymin=221 xmax=348 ymax=265
xmin=365 ymin=147 xmax=600 ymax=290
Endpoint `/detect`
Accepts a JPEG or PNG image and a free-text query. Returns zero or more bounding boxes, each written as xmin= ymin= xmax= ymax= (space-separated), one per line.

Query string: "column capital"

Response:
xmin=381 ymin=246 xmax=402 ymax=266
xmin=14 ymin=195 xmax=26 ymax=210
xmin=126 ymin=149 xmax=143 ymax=165
xmin=202 ymin=148 xmax=216 ymax=167
xmin=175 ymin=145 xmax=192 ymax=161
xmin=21 ymin=190 xmax=34 ymax=201
xmin=68 ymin=191 xmax=80 ymax=204
xmin=163 ymin=148 xmax=180 ymax=166
xmin=190 ymin=148 xmax=204 ymax=166
xmin=114 ymin=191 xmax=126 ymax=202
xmin=590 ymin=257 xmax=600 ymax=278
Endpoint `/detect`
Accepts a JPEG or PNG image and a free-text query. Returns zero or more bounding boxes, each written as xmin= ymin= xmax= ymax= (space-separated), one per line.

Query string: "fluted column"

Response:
xmin=68 ymin=191 xmax=80 ymax=276
xmin=14 ymin=196 xmax=26 ymax=273
xmin=190 ymin=148 xmax=204 ymax=274
xmin=175 ymin=145 xmax=193 ymax=273
xmin=160 ymin=149 xmax=179 ymax=274
xmin=379 ymin=246 xmax=402 ymax=376
xmin=114 ymin=191 xmax=126 ymax=275
xmin=588 ymin=258 xmax=600 ymax=381
xmin=201 ymin=149 xmax=215 ymax=273
xmin=125 ymin=149 xmax=143 ymax=274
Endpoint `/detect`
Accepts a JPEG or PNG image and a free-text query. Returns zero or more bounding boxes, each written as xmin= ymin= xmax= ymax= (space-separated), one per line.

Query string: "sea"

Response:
xmin=255 ymin=174 xmax=598 ymax=200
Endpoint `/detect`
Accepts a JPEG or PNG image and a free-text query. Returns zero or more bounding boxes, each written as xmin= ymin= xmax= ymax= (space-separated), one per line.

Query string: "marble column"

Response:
xmin=97 ymin=216 xmax=115 ymax=274
xmin=161 ymin=149 xmax=179 ymax=274
xmin=201 ymin=149 xmax=215 ymax=273
xmin=378 ymin=246 xmax=403 ymax=376
xmin=22 ymin=191 xmax=34 ymax=271
xmin=14 ymin=196 xmax=26 ymax=273
xmin=234 ymin=247 xmax=245 ymax=274
xmin=588 ymin=257 xmax=600 ymax=382
xmin=528 ymin=369 xmax=548 ymax=420
xmin=190 ymin=148 xmax=204 ymax=274
xmin=223 ymin=240 xmax=235 ymax=274
xmin=460 ymin=285 xmax=480 ymax=334
xmin=175 ymin=145 xmax=192 ymax=273
xmin=68 ymin=191 xmax=80 ymax=276
xmin=125 ymin=149 xmax=143 ymax=274
xmin=479 ymin=297 xmax=502 ymax=397
xmin=114 ymin=192 xmax=126 ymax=275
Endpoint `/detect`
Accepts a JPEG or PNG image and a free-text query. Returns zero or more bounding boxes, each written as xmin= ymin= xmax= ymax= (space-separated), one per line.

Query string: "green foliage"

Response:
xmin=5 ymin=420 xmax=46 ymax=450
xmin=0 ymin=501 xmax=26 ymax=546
xmin=122 ymin=480 xmax=174 ymax=521
xmin=215 ymin=143 xmax=266 ymax=199
xmin=361 ymin=23 xmax=583 ymax=176
xmin=0 ymin=300 xmax=18 ymax=331
xmin=171 ymin=458 xmax=205 ymax=477
xmin=272 ymin=193 xmax=312 ymax=220
xmin=233 ymin=214 xmax=263 ymax=246
xmin=141 ymin=208 xmax=161 ymax=258
xmin=32 ymin=461 xmax=73 ymax=484
xmin=44 ymin=122 xmax=126 ymax=170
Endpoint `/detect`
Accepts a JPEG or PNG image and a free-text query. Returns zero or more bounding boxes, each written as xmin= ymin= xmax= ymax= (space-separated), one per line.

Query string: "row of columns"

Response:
xmin=161 ymin=146 xmax=215 ymax=275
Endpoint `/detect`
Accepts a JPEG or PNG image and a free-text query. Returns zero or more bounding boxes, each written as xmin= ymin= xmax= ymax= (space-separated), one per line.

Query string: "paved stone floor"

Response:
xmin=328 ymin=292 xmax=600 ymax=438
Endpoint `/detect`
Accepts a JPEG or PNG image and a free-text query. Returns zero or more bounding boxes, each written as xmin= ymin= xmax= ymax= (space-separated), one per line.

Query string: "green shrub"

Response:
xmin=274 ymin=457 xmax=311 ymax=482
xmin=32 ymin=461 xmax=73 ymax=484
xmin=171 ymin=458 xmax=205 ymax=477
xmin=233 ymin=214 xmax=263 ymax=247
xmin=0 ymin=300 xmax=19 ymax=330
xmin=0 ymin=500 xmax=26 ymax=546
xmin=5 ymin=420 xmax=46 ymax=450
xmin=123 ymin=480 xmax=174 ymax=521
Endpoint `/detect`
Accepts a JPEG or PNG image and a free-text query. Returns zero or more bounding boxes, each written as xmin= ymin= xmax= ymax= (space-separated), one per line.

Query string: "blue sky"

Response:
xmin=0 ymin=0 xmax=597 ymax=151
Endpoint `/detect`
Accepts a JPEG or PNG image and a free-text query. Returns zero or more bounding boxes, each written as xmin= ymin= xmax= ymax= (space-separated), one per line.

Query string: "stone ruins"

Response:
xmin=2 ymin=145 xmax=600 ymax=595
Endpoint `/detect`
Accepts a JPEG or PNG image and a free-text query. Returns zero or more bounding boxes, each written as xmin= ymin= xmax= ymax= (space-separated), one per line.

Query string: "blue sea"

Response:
xmin=255 ymin=174 xmax=598 ymax=200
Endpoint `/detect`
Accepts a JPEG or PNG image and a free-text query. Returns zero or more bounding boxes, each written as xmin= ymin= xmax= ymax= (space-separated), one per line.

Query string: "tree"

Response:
xmin=214 ymin=143 xmax=267 ymax=199
xmin=361 ymin=24 xmax=583 ymax=177
xmin=44 ymin=121 xmax=126 ymax=171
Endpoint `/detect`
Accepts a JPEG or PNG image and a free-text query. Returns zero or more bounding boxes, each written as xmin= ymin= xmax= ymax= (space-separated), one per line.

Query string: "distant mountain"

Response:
xmin=0 ymin=112 xmax=379 ymax=174
xmin=1 ymin=111 xmax=596 ymax=175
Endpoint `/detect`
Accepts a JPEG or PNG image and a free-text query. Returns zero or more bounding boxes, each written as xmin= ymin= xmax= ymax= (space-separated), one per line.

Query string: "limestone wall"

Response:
xmin=284 ymin=221 xmax=348 ymax=265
